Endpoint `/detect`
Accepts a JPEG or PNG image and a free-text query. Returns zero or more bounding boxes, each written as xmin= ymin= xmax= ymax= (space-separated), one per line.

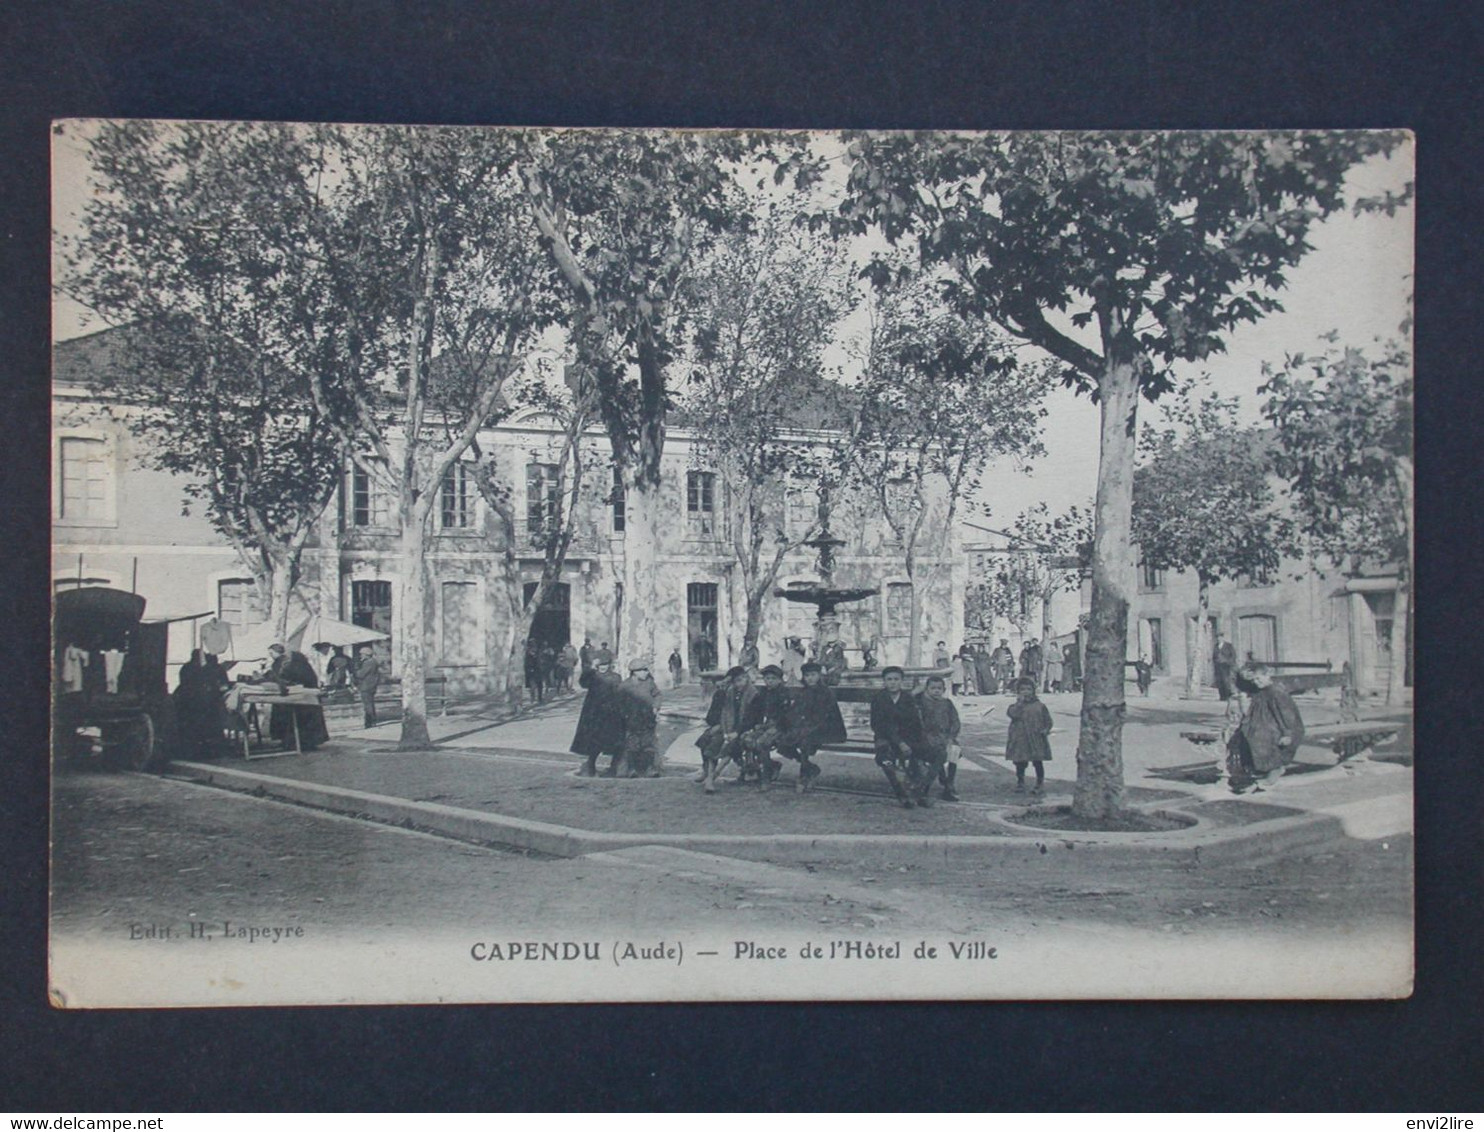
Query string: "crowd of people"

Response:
xmin=924 ymin=637 xmax=1083 ymax=696
xmin=173 ymin=623 xmax=1305 ymax=803
xmin=563 ymin=634 xmax=1074 ymax=808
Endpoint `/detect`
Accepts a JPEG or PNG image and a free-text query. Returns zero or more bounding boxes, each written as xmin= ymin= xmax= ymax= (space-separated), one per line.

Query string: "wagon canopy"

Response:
xmin=54 ymin=587 xmax=146 ymax=652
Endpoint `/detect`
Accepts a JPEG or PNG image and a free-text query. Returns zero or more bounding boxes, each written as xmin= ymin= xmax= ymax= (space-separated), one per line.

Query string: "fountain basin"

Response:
xmin=773 ymin=585 xmax=880 ymax=616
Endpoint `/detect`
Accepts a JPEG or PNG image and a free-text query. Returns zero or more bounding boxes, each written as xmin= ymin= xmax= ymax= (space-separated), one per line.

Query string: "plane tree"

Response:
xmin=682 ymin=210 xmax=860 ymax=660
xmin=517 ymin=129 xmax=771 ymax=664
xmin=1132 ymin=387 xmax=1297 ymax=695
xmin=1260 ymin=331 xmax=1413 ymax=698
xmin=852 ymin=276 xmax=1052 ymax=663
xmin=301 ymin=125 xmax=562 ymax=747
xmin=56 ymin=120 xmax=353 ymax=641
xmin=831 ymin=129 xmax=1410 ymax=817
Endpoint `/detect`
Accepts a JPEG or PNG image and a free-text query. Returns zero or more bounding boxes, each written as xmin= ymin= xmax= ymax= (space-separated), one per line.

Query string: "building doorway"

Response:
xmin=687 ymin=582 xmax=718 ymax=673
xmin=1362 ymin=590 xmax=1396 ymax=692
xmin=523 ymin=581 xmax=571 ymax=653
xmin=351 ymin=580 xmax=393 ymax=668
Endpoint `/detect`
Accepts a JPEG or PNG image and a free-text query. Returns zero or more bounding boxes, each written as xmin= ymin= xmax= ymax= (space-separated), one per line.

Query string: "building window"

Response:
xmin=1236 ymin=570 xmax=1270 ymax=589
xmin=57 ymin=435 xmax=114 ymax=523
xmin=785 ymin=484 xmax=818 ymax=540
xmin=885 ymin=582 xmax=913 ymax=638
xmin=351 ymin=463 xmax=390 ymax=528
xmin=526 ymin=462 xmax=560 ymax=544
xmin=687 ymin=470 xmax=719 ymax=536
xmin=217 ymin=579 xmax=266 ymax=628
xmin=440 ymin=464 xmax=474 ymax=530
xmin=1140 ymin=562 xmax=1165 ymax=592
xmin=1238 ymin=614 xmax=1278 ymax=664
xmin=609 ymin=467 xmax=626 ymax=534
xmin=687 ymin=470 xmax=716 ymax=515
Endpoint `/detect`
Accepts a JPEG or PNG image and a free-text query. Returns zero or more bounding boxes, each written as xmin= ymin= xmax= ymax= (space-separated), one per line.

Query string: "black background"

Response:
xmin=3 ymin=0 xmax=1481 ymax=1112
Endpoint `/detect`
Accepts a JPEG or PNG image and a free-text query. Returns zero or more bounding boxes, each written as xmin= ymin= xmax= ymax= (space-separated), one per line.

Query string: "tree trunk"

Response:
xmin=1188 ymin=578 xmax=1211 ymax=698
xmin=266 ymin=555 xmax=295 ymax=644
xmin=742 ymin=588 xmax=766 ymax=657
xmin=499 ymin=573 xmax=529 ymax=710
xmin=1073 ymin=355 xmax=1140 ymax=819
xmin=396 ymin=500 xmax=433 ymax=750
xmin=904 ymin=561 xmax=919 ymax=667
xmin=1388 ymin=579 xmax=1409 ymax=705
xmin=620 ymin=474 xmax=661 ymax=668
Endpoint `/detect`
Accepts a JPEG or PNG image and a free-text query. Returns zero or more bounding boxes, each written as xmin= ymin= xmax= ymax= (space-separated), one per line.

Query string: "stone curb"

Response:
xmin=169 ymin=760 xmax=1356 ymax=869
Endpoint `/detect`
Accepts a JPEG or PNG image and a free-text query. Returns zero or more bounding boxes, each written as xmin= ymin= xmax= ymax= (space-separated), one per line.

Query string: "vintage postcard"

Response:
xmin=49 ymin=121 xmax=1414 ymax=1006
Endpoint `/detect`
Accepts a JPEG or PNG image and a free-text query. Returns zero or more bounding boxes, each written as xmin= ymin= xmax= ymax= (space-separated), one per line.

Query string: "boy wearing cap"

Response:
xmin=738 ymin=664 xmax=791 ymax=786
xmin=698 ymin=666 xmax=757 ymax=794
xmin=870 ymin=666 xmax=930 ymax=807
xmin=778 ymin=661 xmax=846 ymax=791
xmin=619 ymin=658 xmax=662 ymax=777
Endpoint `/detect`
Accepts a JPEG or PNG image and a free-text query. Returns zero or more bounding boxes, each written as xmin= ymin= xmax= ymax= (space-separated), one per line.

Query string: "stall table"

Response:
xmin=233 ymin=687 xmax=322 ymax=759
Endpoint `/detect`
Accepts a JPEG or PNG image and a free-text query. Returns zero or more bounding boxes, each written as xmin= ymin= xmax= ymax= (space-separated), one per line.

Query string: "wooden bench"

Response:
xmin=1180 ymin=720 xmax=1401 ymax=762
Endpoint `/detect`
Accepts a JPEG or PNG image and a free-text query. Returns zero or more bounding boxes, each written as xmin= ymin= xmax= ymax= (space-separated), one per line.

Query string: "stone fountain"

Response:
xmin=773 ymin=494 xmax=949 ymax=701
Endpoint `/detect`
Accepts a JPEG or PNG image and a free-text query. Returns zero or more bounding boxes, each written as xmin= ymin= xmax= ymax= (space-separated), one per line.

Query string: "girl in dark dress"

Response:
xmin=1003 ymin=677 xmax=1053 ymax=794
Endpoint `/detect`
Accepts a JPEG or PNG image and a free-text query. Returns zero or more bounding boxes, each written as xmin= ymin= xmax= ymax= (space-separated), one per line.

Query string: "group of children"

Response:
xmin=673 ymin=660 xmax=1058 ymax=807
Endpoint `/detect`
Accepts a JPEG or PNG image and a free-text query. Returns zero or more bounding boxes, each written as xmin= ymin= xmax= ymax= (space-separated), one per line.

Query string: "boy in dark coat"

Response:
xmin=698 ymin=666 xmax=757 ymax=794
xmin=570 ymin=659 xmax=626 ymax=776
xmin=738 ymin=664 xmax=791 ymax=787
xmin=869 ymin=666 xmax=929 ymax=807
xmin=778 ymin=661 xmax=846 ymax=792
xmin=916 ymin=674 xmax=963 ymax=801
xmin=618 ymin=658 xmax=661 ymax=778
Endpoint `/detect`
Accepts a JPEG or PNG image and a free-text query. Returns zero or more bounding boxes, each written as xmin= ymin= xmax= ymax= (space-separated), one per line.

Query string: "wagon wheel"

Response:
xmin=111 ymin=714 xmax=156 ymax=771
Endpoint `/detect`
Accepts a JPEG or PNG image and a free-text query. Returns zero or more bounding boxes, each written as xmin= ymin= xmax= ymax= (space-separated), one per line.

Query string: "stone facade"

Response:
xmin=53 ymin=330 xmax=966 ymax=694
xmin=1125 ymin=554 xmax=1407 ymax=698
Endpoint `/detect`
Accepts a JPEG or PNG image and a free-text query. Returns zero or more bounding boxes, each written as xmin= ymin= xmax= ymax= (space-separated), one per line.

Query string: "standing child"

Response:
xmin=620 ymin=659 xmax=662 ymax=777
xmin=1003 ymin=677 xmax=1053 ymax=794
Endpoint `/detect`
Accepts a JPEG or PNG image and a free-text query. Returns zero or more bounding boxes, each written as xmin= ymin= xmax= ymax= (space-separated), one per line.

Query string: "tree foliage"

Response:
xmin=682 ymin=209 xmax=859 ymax=650
xmin=830 ymin=131 xmax=1410 ymax=394
xmin=298 ymin=125 xmax=561 ymax=745
xmin=518 ymin=129 xmax=756 ymax=486
xmin=57 ymin=120 xmax=350 ymax=633
xmin=853 ymin=274 xmax=1053 ymax=660
xmin=1133 ymin=385 xmax=1297 ymax=590
xmin=1259 ymin=334 xmax=1413 ymax=577
xmin=831 ymin=128 xmax=1409 ymax=817
xmin=968 ymin=503 xmax=1093 ymax=637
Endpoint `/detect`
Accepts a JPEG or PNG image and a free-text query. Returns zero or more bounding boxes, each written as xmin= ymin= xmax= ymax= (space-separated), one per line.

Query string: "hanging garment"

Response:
xmin=102 ymin=649 xmax=125 ymax=694
xmin=200 ymin=618 xmax=233 ymax=657
xmin=61 ymin=646 xmax=89 ymax=692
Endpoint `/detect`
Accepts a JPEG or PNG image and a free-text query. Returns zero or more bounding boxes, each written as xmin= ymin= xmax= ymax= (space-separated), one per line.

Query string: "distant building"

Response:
xmin=53 ymin=326 xmax=965 ymax=694
xmin=961 ymin=526 xmax=1408 ymax=700
xmin=1126 ymin=553 xmax=1408 ymax=699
